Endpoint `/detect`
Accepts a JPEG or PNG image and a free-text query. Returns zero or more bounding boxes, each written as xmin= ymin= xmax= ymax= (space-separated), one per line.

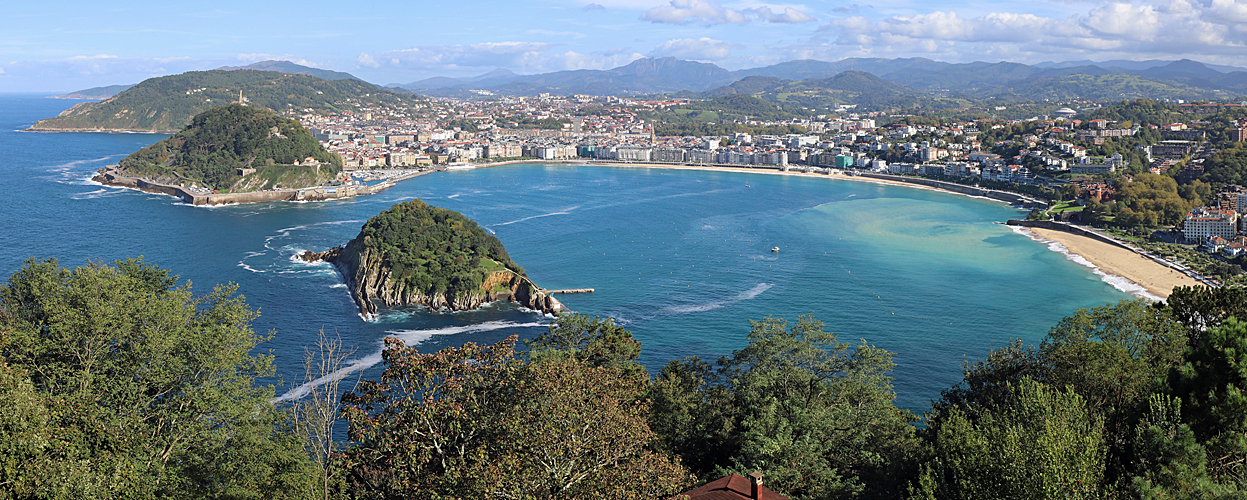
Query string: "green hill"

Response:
xmin=976 ymin=73 xmax=1223 ymax=102
xmin=117 ymin=104 xmax=341 ymax=191
xmin=29 ymin=69 xmax=420 ymax=133
xmin=308 ymin=200 xmax=568 ymax=315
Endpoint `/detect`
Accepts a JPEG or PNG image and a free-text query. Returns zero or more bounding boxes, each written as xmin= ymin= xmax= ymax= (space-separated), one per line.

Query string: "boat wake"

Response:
xmin=274 ymin=320 xmax=547 ymax=402
xmin=492 ymin=206 xmax=580 ymax=227
xmin=664 ymin=283 xmax=773 ymax=314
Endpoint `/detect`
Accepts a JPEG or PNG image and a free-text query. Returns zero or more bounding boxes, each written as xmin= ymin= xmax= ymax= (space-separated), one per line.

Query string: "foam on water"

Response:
xmin=1012 ymin=226 xmax=1162 ymax=302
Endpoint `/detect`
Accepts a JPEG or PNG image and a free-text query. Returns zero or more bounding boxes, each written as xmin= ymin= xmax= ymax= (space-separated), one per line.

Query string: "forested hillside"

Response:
xmin=118 ymin=104 xmax=340 ymax=191
xmin=341 ymin=199 xmax=524 ymax=301
xmin=29 ymin=69 xmax=421 ymax=132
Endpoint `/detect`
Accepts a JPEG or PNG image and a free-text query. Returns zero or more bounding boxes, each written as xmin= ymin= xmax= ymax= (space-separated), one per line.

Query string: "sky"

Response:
xmin=4 ymin=0 xmax=1247 ymax=92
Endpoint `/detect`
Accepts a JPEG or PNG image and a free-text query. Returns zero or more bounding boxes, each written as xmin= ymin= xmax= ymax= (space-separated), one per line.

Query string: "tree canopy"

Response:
xmin=119 ymin=104 xmax=341 ymax=191
xmin=0 ymin=257 xmax=312 ymax=499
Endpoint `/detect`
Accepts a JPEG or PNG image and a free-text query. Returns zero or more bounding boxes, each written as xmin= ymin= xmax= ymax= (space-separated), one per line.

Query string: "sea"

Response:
xmin=0 ymin=93 xmax=1139 ymax=415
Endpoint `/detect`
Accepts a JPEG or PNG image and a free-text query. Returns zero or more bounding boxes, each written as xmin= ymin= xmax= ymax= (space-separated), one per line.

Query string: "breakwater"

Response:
xmin=92 ymin=165 xmax=439 ymax=206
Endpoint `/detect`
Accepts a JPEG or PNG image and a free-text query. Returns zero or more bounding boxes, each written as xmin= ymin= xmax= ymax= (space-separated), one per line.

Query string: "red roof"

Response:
xmin=674 ymin=474 xmax=791 ymax=500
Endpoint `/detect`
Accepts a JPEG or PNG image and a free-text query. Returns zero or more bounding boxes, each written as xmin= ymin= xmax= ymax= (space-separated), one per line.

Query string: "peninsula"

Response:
xmin=90 ymin=103 xmax=431 ymax=205
xmin=301 ymin=199 xmax=566 ymax=316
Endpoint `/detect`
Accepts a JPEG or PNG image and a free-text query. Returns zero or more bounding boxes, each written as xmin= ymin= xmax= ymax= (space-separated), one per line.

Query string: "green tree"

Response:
xmin=0 ymin=257 xmax=313 ymax=499
xmin=650 ymin=315 xmax=916 ymax=499
xmin=1129 ymin=394 xmax=1242 ymax=498
xmin=1169 ymin=318 xmax=1247 ymax=482
xmin=910 ymin=379 xmax=1106 ymax=500
xmin=340 ymin=331 xmax=691 ymax=499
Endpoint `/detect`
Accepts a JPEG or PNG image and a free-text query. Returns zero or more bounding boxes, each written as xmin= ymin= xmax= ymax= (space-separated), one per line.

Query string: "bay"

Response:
xmin=0 ymin=94 xmax=1132 ymax=414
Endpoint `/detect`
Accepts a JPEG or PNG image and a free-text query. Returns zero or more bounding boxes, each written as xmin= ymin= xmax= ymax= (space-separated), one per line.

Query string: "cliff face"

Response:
xmin=300 ymin=246 xmax=566 ymax=316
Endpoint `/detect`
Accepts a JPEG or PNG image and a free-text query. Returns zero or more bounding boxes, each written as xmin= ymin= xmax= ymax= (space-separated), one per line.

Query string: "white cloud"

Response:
xmin=650 ymin=37 xmax=738 ymax=60
xmin=814 ymin=0 xmax=1247 ymax=64
xmin=0 ymin=55 xmax=210 ymax=92
xmin=355 ymin=43 xmax=645 ymax=80
xmin=358 ymin=42 xmax=555 ymax=72
xmin=543 ymin=50 xmax=646 ymax=71
xmin=641 ymin=0 xmax=814 ymax=25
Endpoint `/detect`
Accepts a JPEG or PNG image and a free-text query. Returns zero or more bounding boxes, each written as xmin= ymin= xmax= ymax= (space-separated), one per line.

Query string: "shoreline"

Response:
xmin=92 ymin=165 xmax=439 ymax=205
xmin=466 ymin=159 xmax=1045 ymax=208
xmin=1017 ymin=226 xmax=1205 ymax=299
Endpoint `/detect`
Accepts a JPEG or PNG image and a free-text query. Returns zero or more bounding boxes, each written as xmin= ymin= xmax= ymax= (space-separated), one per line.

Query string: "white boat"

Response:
xmin=771 ymin=247 xmax=780 ymax=252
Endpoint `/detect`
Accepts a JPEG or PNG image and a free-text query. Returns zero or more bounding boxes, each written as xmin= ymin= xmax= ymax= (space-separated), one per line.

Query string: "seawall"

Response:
xmin=858 ymin=173 xmax=1047 ymax=207
xmin=1006 ymin=220 xmax=1134 ymax=251
xmin=92 ymin=165 xmax=438 ymax=206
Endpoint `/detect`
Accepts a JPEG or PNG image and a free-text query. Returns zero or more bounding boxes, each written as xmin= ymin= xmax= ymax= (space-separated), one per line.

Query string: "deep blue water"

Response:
xmin=0 ymin=94 xmax=1133 ymax=414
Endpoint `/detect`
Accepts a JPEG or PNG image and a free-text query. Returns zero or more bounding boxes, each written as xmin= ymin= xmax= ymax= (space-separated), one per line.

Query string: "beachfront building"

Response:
xmin=1184 ymin=207 xmax=1240 ymax=243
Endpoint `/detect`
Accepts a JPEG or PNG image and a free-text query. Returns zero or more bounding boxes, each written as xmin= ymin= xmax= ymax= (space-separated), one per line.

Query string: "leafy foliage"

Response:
xmin=0 ymin=257 xmax=312 ymax=499
xmin=345 ymin=199 xmax=523 ymax=301
xmin=339 ymin=320 xmax=693 ymax=499
xmin=119 ymin=103 xmax=340 ymax=191
xmin=911 ymin=378 xmax=1106 ymax=499
xmin=648 ymin=315 xmax=917 ymax=499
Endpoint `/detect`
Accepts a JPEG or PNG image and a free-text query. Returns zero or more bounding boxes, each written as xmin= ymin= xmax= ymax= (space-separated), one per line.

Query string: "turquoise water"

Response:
xmin=0 ymin=94 xmax=1132 ymax=414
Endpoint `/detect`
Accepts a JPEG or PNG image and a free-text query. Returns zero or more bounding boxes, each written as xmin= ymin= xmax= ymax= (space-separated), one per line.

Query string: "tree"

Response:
xmin=1163 ymin=286 xmax=1247 ymax=342
xmin=291 ymin=329 xmax=358 ymax=500
xmin=340 ymin=329 xmax=692 ymax=499
xmin=648 ymin=315 xmax=916 ymax=499
xmin=525 ymin=314 xmax=642 ymax=373
xmin=910 ymin=379 xmax=1106 ymax=500
xmin=1169 ymin=318 xmax=1247 ymax=482
xmin=0 ymin=257 xmax=313 ymax=499
xmin=1128 ymin=394 xmax=1241 ymax=498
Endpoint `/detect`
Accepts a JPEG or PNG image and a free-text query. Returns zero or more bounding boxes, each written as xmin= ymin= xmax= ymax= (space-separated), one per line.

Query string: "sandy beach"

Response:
xmin=1025 ymin=227 xmax=1203 ymax=299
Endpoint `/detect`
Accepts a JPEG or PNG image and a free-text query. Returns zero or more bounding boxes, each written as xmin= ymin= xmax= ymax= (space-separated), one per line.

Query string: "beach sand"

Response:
xmin=1026 ymin=227 xmax=1203 ymax=299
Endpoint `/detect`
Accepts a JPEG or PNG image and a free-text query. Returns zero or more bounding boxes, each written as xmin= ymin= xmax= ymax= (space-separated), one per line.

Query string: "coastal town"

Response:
xmin=283 ymin=92 xmax=1247 ymax=289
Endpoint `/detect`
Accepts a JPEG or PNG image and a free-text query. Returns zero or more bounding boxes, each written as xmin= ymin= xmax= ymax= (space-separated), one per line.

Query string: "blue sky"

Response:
xmin=5 ymin=0 xmax=1247 ymax=92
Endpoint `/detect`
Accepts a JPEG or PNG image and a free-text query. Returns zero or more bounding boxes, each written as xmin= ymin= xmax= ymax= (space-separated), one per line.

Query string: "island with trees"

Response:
xmin=88 ymin=103 xmax=403 ymax=205
xmin=301 ymin=199 xmax=565 ymax=316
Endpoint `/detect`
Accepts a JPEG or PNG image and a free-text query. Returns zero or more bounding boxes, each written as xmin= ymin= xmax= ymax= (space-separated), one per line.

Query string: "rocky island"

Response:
xmin=302 ymin=199 xmax=566 ymax=316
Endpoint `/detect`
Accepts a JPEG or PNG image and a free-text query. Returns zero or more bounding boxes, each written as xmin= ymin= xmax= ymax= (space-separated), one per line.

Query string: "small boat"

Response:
xmin=771 ymin=247 xmax=780 ymax=252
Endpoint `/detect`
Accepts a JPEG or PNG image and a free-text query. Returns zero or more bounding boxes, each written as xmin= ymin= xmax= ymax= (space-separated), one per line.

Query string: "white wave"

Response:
xmin=329 ymin=284 xmax=347 ymax=289
xmin=448 ymin=194 xmax=461 ymax=199
xmin=664 ymin=283 xmax=774 ymax=314
xmin=1012 ymin=226 xmax=1162 ymax=302
xmin=274 ymin=320 xmax=547 ymax=402
xmin=70 ymin=188 xmax=113 ymax=200
xmin=40 ymin=154 xmax=121 ymax=172
xmin=492 ymin=206 xmax=580 ymax=227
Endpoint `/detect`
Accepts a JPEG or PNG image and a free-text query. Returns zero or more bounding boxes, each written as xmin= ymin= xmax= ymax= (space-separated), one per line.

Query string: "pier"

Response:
xmin=544 ymin=288 xmax=595 ymax=294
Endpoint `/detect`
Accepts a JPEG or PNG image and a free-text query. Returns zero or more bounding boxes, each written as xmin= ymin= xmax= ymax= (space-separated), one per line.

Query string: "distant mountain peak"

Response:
xmin=215 ymin=60 xmax=360 ymax=81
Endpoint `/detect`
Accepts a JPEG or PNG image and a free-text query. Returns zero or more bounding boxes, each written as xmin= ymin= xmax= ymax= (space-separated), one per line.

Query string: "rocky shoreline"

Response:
xmin=299 ymin=248 xmax=566 ymax=317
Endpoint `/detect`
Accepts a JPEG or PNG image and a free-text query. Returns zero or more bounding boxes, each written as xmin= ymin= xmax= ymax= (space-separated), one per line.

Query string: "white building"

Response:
xmin=1184 ymin=207 xmax=1240 ymax=243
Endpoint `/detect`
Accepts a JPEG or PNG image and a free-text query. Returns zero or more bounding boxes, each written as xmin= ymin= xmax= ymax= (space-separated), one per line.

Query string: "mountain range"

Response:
xmin=394 ymin=56 xmax=1247 ymax=103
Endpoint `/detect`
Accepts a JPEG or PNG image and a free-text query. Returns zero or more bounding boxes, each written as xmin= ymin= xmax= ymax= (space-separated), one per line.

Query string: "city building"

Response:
xmin=1184 ymin=207 xmax=1240 ymax=243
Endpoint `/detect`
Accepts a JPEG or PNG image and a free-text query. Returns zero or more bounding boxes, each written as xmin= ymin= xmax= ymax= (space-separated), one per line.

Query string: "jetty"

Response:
xmin=545 ymin=288 xmax=595 ymax=294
